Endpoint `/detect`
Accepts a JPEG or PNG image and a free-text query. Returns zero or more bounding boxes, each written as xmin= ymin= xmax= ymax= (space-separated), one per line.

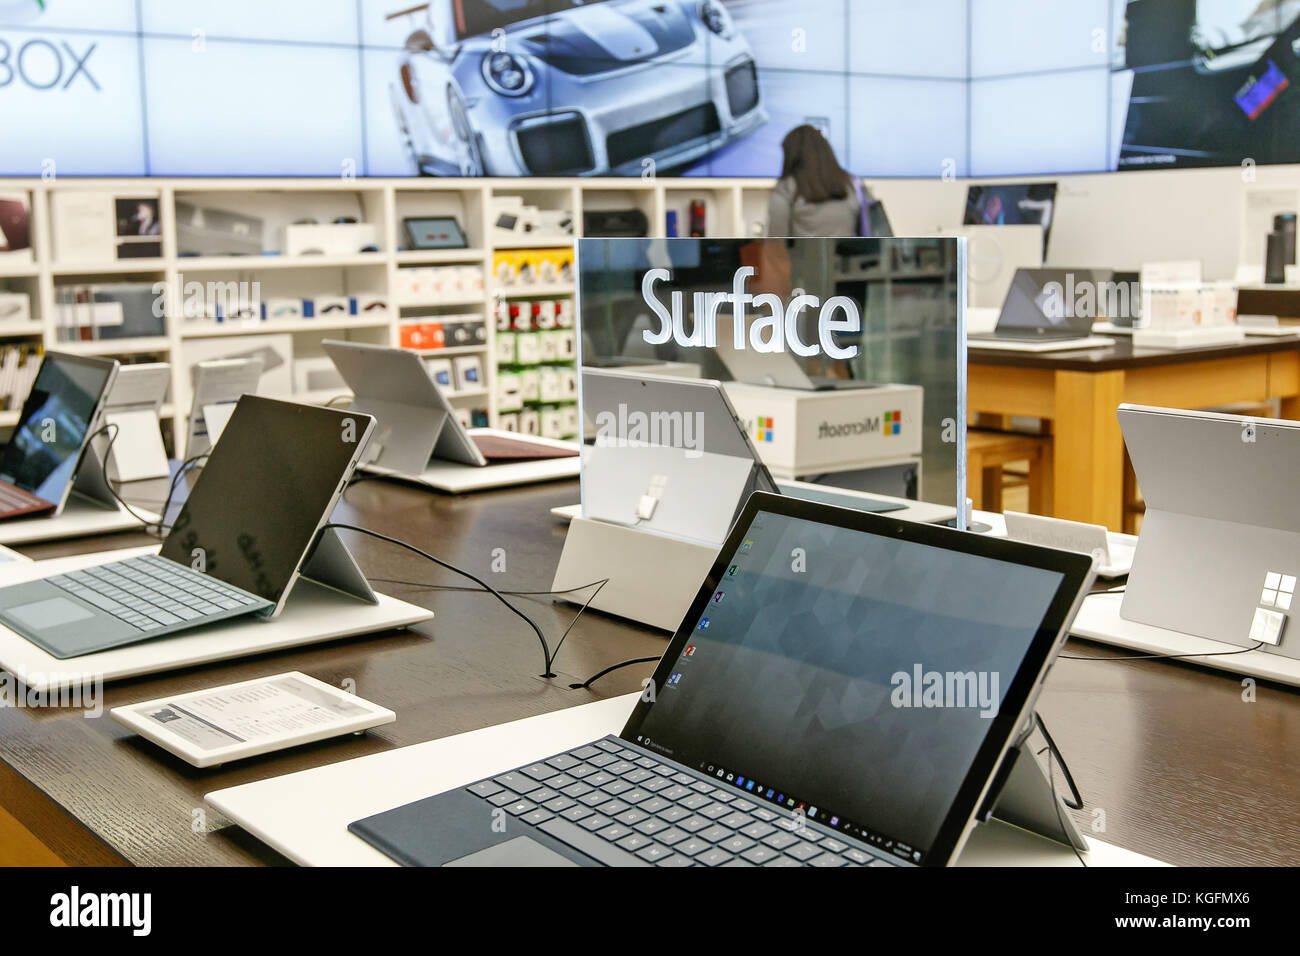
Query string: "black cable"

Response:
xmin=365 ymin=577 xmax=611 ymax=600
xmin=1032 ymin=713 xmax=1087 ymax=867
xmin=324 ymin=522 xmax=551 ymax=673
xmin=322 ymin=522 xmax=609 ymax=678
xmin=571 ymin=656 xmax=661 ymax=690
xmin=1033 ymin=712 xmax=1082 ymax=810
xmin=1058 ymin=640 xmax=1264 ymax=662
xmin=547 ymin=577 xmax=608 ymax=664
xmin=88 ymin=424 xmax=173 ymax=536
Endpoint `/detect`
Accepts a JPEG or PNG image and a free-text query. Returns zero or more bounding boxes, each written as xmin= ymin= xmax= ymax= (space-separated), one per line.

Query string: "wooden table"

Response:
xmin=2 ymin=476 xmax=1299 ymax=866
xmin=969 ymin=336 xmax=1300 ymax=529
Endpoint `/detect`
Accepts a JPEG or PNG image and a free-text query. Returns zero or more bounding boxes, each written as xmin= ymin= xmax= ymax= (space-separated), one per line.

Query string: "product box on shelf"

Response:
xmin=497 ymin=370 xmax=523 ymax=412
xmin=423 ymin=356 xmax=455 ymax=391
xmin=518 ymin=368 xmax=541 ymax=403
xmin=284 ymin=222 xmax=379 ymax=257
xmin=492 ymin=248 xmax=574 ymax=288
xmin=0 ymin=291 xmax=32 ymax=324
xmin=517 ymin=407 xmax=541 ymax=436
xmin=516 ymin=331 xmax=542 ymax=365
xmin=538 ymin=366 xmax=562 ymax=402
xmin=352 ymin=293 xmax=390 ymax=317
xmin=308 ymin=295 xmax=351 ymax=318
xmin=452 ymin=355 xmax=484 ymax=392
xmin=400 ymin=322 xmax=446 ymax=350
xmin=561 ymin=404 xmax=580 ymax=437
xmin=263 ymin=297 xmax=305 ymax=321
xmin=495 ymin=331 xmax=517 ymax=365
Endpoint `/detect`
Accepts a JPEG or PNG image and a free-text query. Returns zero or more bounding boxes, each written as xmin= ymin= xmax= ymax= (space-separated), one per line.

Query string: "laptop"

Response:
xmin=712 ymin=314 xmax=875 ymax=392
xmin=0 ymin=353 xmax=118 ymax=521
xmin=349 ymin=490 xmax=1096 ymax=867
xmin=0 ymin=396 xmax=376 ymax=659
xmin=1003 ymin=511 xmax=1136 ymax=579
xmin=968 ymin=268 xmax=1114 ymax=351
xmin=1118 ymin=404 xmax=1300 ymax=658
xmin=323 ymin=339 xmax=577 ymax=477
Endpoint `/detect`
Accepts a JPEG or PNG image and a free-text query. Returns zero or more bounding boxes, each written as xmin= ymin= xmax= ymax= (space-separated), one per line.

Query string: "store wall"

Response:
xmin=868 ymin=163 xmax=1300 ymax=280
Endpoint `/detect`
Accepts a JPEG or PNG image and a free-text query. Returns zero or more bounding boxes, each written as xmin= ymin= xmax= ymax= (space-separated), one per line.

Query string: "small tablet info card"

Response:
xmin=111 ymin=672 xmax=394 ymax=768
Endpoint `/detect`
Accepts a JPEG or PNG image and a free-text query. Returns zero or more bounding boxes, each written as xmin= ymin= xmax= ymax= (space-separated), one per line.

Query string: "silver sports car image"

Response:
xmin=388 ymin=0 xmax=767 ymax=176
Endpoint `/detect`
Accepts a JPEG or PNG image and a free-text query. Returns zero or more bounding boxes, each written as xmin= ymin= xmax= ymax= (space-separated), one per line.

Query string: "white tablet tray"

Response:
xmin=206 ymin=693 xmax=1166 ymax=867
xmin=362 ymin=430 xmax=580 ymax=493
xmin=1071 ymin=590 xmax=1300 ymax=687
xmin=0 ymin=496 xmax=159 ymax=546
xmin=0 ymin=546 xmax=434 ymax=693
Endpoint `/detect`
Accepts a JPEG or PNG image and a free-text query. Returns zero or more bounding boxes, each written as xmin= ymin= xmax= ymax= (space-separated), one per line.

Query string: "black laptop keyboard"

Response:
xmin=464 ymin=737 xmax=902 ymax=867
xmin=46 ymin=554 xmax=266 ymax=633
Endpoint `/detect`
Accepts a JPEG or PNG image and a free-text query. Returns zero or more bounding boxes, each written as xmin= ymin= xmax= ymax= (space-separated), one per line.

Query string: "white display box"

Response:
xmin=284 ymin=223 xmax=379 ymax=257
xmin=722 ymin=382 xmax=924 ymax=479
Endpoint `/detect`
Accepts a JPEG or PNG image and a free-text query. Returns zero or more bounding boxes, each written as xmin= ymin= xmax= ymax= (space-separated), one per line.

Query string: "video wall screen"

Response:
xmin=1 ymin=0 xmax=1296 ymax=178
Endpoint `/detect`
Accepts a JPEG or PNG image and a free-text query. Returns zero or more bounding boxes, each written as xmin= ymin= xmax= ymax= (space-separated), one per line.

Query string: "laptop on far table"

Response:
xmin=969 ymin=268 xmax=1114 ymax=352
xmin=0 ymin=396 xmax=376 ymax=659
xmin=0 ymin=353 xmax=118 ymax=521
xmin=350 ymin=490 xmax=1096 ymax=867
xmin=714 ymin=314 xmax=876 ymax=391
xmin=323 ymin=339 xmax=578 ymax=477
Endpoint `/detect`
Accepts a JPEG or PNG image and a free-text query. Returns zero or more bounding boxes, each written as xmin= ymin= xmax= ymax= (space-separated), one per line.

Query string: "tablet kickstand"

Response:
xmin=984 ymin=741 xmax=1089 ymax=851
xmin=298 ymin=527 xmax=378 ymax=604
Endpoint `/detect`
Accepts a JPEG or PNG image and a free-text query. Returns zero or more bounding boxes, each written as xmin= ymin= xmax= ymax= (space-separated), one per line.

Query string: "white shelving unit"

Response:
xmin=2 ymin=177 xmax=777 ymax=446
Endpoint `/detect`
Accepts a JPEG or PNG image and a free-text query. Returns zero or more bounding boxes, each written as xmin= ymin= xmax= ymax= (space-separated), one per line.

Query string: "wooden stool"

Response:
xmin=967 ymin=429 xmax=1053 ymax=515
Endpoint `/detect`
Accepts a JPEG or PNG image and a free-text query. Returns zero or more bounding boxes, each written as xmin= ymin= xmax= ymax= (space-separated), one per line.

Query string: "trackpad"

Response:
xmin=443 ymin=836 xmax=579 ymax=868
xmin=6 ymin=597 xmax=94 ymax=631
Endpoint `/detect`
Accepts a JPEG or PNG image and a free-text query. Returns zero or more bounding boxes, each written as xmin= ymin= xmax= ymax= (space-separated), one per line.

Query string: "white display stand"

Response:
xmin=362 ymin=429 xmax=580 ymax=493
xmin=1070 ymin=590 xmax=1300 ymax=688
xmin=101 ymin=408 xmax=170 ymax=483
xmin=1132 ymin=325 xmax=1245 ymax=349
xmin=721 ymin=382 xmax=923 ymax=480
xmin=553 ymin=483 xmax=959 ymax=632
xmin=550 ymin=484 xmax=958 ymax=528
xmin=0 ymin=447 xmax=159 ymax=546
xmin=0 ymin=543 xmax=434 ymax=692
xmin=552 ymin=516 xmax=719 ymax=632
xmin=205 ymin=693 xmax=1166 ymax=868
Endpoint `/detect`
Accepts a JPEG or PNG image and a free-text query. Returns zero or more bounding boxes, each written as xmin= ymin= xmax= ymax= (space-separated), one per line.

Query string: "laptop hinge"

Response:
xmin=299 ymin=527 xmax=379 ymax=604
xmin=981 ymin=742 xmax=1088 ymax=850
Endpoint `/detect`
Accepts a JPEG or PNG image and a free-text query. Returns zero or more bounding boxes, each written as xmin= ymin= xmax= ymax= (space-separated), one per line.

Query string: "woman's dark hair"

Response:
xmin=780 ymin=124 xmax=851 ymax=203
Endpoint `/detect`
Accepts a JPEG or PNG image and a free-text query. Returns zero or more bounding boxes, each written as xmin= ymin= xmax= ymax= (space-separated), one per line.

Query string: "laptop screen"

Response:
xmin=997 ymin=269 xmax=1095 ymax=334
xmin=0 ymin=354 xmax=113 ymax=503
xmin=161 ymin=397 xmax=369 ymax=605
xmin=623 ymin=506 xmax=1068 ymax=865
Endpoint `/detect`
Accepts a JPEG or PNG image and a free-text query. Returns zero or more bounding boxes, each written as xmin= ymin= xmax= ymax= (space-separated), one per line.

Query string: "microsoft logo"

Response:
xmin=884 ymin=410 xmax=901 ymax=436
xmin=756 ymin=416 xmax=774 ymax=443
xmin=1260 ymin=571 xmax=1295 ymax=610
xmin=1250 ymin=571 xmax=1293 ymax=646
